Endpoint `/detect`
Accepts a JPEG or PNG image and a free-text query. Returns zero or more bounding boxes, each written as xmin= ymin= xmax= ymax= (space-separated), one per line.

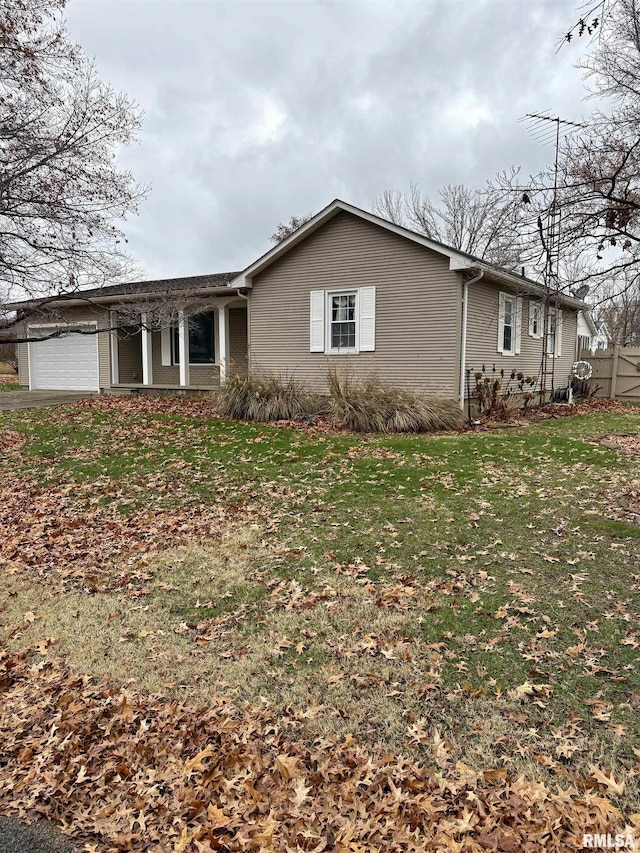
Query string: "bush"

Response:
xmin=472 ymin=366 xmax=538 ymax=417
xmin=0 ymin=342 xmax=17 ymax=373
xmin=326 ymin=368 xmax=463 ymax=433
xmin=216 ymin=371 xmax=322 ymax=422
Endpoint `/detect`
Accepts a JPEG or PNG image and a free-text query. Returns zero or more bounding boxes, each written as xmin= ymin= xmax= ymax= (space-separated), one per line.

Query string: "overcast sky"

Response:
xmin=66 ymin=0 xmax=595 ymax=281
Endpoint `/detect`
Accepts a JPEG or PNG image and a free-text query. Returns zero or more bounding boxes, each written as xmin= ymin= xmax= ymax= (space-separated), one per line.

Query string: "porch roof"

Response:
xmin=6 ymin=272 xmax=243 ymax=312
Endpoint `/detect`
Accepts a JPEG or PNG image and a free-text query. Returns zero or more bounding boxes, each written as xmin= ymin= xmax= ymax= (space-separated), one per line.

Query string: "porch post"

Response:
xmin=178 ymin=310 xmax=190 ymax=387
xmin=218 ymin=305 xmax=229 ymax=384
xmin=110 ymin=311 xmax=119 ymax=385
xmin=141 ymin=313 xmax=153 ymax=386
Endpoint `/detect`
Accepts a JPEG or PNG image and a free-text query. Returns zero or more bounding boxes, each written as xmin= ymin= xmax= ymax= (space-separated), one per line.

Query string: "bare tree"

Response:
xmin=270 ymin=213 xmax=313 ymax=244
xmin=373 ymin=179 xmax=528 ymax=270
xmin=493 ymin=0 xmax=640 ymax=298
xmin=0 ymin=0 xmax=147 ymax=310
xmin=599 ymin=271 xmax=640 ymax=344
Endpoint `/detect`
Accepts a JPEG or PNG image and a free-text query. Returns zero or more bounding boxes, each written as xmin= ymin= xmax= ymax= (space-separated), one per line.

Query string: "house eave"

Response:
xmin=230 ymin=199 xmax=588 ymax=312
xmin=6 ymin=285 xmax=247 ymax=313
xmin=469 ymin=264 xmax=588 ymax=311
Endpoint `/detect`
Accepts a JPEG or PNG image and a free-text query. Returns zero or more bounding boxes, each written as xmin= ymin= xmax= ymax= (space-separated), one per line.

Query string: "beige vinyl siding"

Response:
xmin=150 ymin=329 xmax=220 ymax=387
xmin=249 ymin=211 xmax=462 ymax=396
xmin=229 ymin=306 xmax=248 ymax=374
xmin=17 ymin=305 xmax=111 ymax=390
xmin=16 ymin=320 xmax=28 ymax=388
xmin=465 ymin=280 xmax=579 ymax=389
xmin=117 ymin=327 xmax=142 ymax=383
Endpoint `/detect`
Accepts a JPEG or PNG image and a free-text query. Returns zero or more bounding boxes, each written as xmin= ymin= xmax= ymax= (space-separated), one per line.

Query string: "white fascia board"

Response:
xmin=580 ymin=310 xmax=598 ymax=336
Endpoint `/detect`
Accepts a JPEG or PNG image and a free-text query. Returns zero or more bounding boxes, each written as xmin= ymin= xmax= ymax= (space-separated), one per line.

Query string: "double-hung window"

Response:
xmin=309 ymin=286 xmax=376 ymax=354
xmin=502 ymin=297 xmax=515 ymax=353
xmin=544 ymin=308 xmax=563 ymax=357
xmin=330 ymin=292 xmax=357 ymax=351
xmin=529 ymin=302 xmax=542 ymax=338
xmin=497 ymin=292 xmax=521 ymax=356
xmin=546 ymin=314 xmax=555 ymax=356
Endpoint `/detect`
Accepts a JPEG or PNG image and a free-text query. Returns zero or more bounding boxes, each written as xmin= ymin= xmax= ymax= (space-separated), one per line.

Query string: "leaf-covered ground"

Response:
xmin=1 ymin=395 xmax=639 ymax=851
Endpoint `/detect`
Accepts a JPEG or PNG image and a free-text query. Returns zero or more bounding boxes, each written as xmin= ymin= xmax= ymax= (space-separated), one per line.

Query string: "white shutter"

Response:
xmin=555 ymin=308 xmax=562 ymax=357
xmin=310 ymin=291 xmax=325 ymax=352
xmin=515 ymin=297 xmax=522 ymax=355
xmin=497 ymin=292 xmax=505 ymax=354
xmin=161 ymin=325 xmax=172 ymax=366
xmin=358 ymin=286 xmax=376 ymax=352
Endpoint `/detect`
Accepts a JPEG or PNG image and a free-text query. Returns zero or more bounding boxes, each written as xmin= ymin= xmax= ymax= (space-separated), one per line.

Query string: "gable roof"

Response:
xmin=6 ymin=199 xmax=589 ymax=314
xmin=230 ymin=199 xmax=588 ymax=310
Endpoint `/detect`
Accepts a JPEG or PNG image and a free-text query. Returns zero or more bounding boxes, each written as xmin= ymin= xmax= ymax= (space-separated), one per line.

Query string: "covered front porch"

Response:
xmin=109 ymin=296 xmax=248 ymax=392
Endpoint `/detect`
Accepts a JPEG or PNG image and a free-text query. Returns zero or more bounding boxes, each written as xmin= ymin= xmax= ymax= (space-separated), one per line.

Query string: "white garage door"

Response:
xmin=29 ymin=326 xmax=100 ymax=391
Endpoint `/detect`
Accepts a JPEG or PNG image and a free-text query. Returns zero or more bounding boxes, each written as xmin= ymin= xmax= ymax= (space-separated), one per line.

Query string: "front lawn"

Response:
xmin=1 ymin=395 xmax=639 ymax=850
xmin=0 ymin=376 xmax=20 ymax=391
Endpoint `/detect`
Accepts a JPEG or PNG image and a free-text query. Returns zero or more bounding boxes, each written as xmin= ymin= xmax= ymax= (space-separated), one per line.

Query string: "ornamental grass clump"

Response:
xmin=326 ymin=368 xmax=463 ymax=433
xmin=216 ymin=372 xmax=321 ymax=422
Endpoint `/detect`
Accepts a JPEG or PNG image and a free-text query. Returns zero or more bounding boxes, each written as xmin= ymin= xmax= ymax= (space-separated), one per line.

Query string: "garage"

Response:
xmin=29 ymin=325 xmax=100 ymax=391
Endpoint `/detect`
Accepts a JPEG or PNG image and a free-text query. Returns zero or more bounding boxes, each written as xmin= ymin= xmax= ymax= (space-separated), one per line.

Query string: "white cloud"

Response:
xmin=64 ymin=0 xmax=595 ymax=278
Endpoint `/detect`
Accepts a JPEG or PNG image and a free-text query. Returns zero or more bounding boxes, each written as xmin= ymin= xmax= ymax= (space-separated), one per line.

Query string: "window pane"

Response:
xmin=331 ymin=321 xmax=356 ymax=349
xmin=503 ymin=325 xmax=512 ymax=352
xmin=189 ymin=313 xmax=215 ymax=363
xmin=174 ymin=313 xmax=215 ymax=364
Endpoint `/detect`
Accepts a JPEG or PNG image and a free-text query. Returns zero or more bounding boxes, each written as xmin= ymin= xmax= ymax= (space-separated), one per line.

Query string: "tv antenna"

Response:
xmin=520 ymin=111 xmax=586 ymax=400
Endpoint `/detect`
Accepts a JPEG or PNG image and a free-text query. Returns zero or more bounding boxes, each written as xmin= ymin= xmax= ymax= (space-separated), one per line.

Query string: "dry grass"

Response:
xmin=0 ymin=527 xmax=267 ymax=697
xmin=215 ymin=371 xmax=322 ymax=422
xmin=3 ymin=527 xmax=635 ymax=802
xmin=327 ymin=367 xmax=464 ymax=432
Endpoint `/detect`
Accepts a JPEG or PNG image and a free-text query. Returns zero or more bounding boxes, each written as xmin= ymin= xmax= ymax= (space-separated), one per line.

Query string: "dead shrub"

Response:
xmin=326 ymin=368 xmax=463 ymax=433
xmin=216 ymin=371 xmax=322 ymax=422
xmin=473 ymin=365 xmax=538 ymax=418
xmin=0 ymin=341 xmax=17 ymax=373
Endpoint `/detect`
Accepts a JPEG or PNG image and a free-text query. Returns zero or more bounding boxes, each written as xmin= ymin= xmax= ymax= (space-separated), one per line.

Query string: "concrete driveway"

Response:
xmin=0 ymin=391 xmax=95 ymax=412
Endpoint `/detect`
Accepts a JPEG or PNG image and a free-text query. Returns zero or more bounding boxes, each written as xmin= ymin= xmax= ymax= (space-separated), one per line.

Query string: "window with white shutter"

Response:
xmin=310 ymin=288 xmax=377 ymax=354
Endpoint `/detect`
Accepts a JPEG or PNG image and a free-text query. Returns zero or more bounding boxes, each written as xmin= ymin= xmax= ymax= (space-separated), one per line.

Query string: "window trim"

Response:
xmin=546 ymin=308 xmax=562 ymax=358
xmin=326 ymin=289 xmax=359 ymax=355
xmin=529 ymin=301 xmax=543 ymax=339
xmin=498 ymin=292 xmax=519 ymax=356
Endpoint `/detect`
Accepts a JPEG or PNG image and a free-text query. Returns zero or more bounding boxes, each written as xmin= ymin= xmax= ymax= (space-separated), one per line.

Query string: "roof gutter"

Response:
xmin=459 ymin=269 xmax=484 ymax=412
xmin=475 ymin=264 xmax=587 ymax=311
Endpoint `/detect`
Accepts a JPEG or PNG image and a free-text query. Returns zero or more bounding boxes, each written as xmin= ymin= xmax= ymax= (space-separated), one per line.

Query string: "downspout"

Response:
xmin=459 ymin=269 xmax=484 ymax=412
